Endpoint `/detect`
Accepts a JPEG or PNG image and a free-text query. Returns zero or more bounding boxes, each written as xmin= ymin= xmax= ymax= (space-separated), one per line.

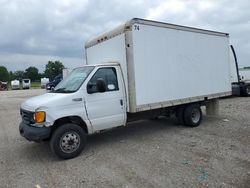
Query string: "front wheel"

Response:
xmin=50 ymin=123 xmax=87 ymax=159
xmin=183 ymin=104 xmax=202 ymax=127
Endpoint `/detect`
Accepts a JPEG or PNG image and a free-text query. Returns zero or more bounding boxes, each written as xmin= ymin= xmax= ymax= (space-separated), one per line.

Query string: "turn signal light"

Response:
xmin=35 ymin=111 xmax=46 ymax=123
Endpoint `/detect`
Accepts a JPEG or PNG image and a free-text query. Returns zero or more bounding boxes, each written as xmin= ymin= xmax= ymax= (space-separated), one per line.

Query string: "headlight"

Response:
xmin=35 ymin=111 xmax=46 ymax=123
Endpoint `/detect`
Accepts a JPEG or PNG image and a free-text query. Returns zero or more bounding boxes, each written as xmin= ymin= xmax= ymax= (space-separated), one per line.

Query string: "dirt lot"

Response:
xmin=0 ymin=89 xmax=249 ymax=188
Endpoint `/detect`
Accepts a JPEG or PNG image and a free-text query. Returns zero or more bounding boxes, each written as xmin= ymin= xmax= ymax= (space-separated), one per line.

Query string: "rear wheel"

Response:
xmin=50 ymin=123 xmax=87 ymax=159
xmin=183 ymin=104 xmax=202 ymax=127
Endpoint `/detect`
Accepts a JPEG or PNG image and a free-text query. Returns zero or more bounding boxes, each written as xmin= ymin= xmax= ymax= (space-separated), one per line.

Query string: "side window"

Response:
xmin=88 ymin=67 xmax=119 ymax=93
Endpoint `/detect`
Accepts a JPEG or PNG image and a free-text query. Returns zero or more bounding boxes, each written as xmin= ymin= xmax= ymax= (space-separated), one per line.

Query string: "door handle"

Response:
xmin=72 ymin=98 xmax=82 ymax=102
xmin=120 ymin=99 xmax=123 ymax=106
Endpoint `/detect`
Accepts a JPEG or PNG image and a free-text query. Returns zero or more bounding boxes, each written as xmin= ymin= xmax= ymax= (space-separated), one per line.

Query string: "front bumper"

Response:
xmin=19 ymin=121 xmax=51 ymax=142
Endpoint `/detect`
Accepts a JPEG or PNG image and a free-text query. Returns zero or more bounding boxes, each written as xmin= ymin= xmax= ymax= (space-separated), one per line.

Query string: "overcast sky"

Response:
xmin=0 ymin=0 xmax=249 ymax=72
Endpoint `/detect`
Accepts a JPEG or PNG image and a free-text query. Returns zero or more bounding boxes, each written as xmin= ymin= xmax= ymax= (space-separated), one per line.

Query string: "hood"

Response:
xmin=21 ymin=92 xmax=78 ymax=111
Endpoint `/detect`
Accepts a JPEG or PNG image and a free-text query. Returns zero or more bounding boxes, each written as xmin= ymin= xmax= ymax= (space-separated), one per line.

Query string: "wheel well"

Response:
xmin=175 ymin=102 xmax=202 ymax=111
xmin=52 ymin=116 xmax=88 ymax=134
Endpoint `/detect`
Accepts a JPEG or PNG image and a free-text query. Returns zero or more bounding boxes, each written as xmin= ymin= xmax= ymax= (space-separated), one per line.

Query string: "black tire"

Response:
xmin=149 ymin=116 xmax=159 ymax=120
xmin=183 ymin=104 xmax=202 ymax=127
xmin=50 ymin=123 xmax=87 ymax=159
xmin=175 ymin=106 xmax=185 ymax=125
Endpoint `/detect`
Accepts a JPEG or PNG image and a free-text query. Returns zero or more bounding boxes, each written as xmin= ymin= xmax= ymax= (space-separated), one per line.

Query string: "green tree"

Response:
xmin=44 ymin=60 xmax=64 ymax=80
xmin=9 ymin=71 xmax=14 ymax=81
xmin=25 ymin=66 xmax=39 ymax=81
xmin=12 ymin=71 xmax=25 ymax=80
xmin=0 ymin=66 xmax=9 ymax=81
xmin=39 ymin=72 xmax=45 ymax=79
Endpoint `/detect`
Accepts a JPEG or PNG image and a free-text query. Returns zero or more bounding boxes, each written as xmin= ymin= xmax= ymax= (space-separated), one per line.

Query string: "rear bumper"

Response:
xmin=19 ymin=121 xmax=51 ymax=142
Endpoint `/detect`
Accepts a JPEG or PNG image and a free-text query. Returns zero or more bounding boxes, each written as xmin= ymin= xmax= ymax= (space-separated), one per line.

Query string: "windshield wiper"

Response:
xmin=52 ymin=88 xmax=73 ymax=93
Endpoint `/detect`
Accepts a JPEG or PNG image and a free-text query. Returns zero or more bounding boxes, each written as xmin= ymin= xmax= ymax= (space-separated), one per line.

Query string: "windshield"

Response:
xmin=53 ymin=66 xmax=94 ymax=93
xmin=53 ymin=74 xmax=62 ymax=82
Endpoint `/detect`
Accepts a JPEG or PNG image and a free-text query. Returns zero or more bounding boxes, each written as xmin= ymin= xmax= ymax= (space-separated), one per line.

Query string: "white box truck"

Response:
xmin=19 ymin=18 xmax=232 ymax=159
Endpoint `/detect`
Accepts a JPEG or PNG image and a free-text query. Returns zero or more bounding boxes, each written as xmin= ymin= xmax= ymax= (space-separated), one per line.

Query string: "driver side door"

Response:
xmin=84 ymin=66 xmax=126 ymax=132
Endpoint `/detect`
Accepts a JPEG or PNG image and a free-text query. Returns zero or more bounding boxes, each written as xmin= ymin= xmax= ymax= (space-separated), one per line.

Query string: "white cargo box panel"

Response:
xmin=85 ymin=18 xmax=232 ymax=112
xmin=85 ymin=29 xmax=129 ymax=109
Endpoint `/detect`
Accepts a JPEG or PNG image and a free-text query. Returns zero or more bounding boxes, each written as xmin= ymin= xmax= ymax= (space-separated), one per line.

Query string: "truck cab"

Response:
xmin=20 ymin=63 xmax=126 ymax=159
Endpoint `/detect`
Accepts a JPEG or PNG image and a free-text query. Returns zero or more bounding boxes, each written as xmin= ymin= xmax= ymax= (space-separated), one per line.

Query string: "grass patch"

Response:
xmin=31 ymin=82 xmax=41 ymax=89
xmin=6 ymin=81 xmax=42 ymax=90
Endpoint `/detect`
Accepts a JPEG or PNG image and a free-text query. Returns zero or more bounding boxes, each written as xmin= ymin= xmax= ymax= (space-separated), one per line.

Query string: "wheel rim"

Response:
xmin=60 ymin=131 xmax=80 ymax=153
xmin=191 ymin=108 xmax=200 ymax=124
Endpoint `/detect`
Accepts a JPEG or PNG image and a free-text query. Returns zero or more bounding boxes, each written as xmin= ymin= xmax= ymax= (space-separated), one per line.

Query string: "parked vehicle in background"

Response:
xmin=22 ymin=79 xmax=31 ymax=89
xmin=19 ymin=18 xmax=232 ymax=159
xmin=230 ymin=45 xmax=250 ymax=96
xmin=0 ymin=81 xmax=8 ymax=91
xmin=11 ymin=80 xmax=20 ymax=90
xmin=41 ymin=78 xmax=49 ymax=89
xmin=239 ymin=69 xmax=250 ymax=82
xmin=46 ymin=74 xmax=62 ymax=90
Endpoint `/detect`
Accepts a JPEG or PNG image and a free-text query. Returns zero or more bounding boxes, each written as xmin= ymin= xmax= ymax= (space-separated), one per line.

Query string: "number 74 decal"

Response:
xmin=134 ymin=25 xmax=140 ymax=31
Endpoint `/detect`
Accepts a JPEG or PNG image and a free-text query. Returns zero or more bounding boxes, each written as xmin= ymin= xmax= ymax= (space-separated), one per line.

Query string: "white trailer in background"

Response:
xmin=62 ymin=68 xmax=72 ymax=79
xmin=11 ymin=80 xmax=20 ymax=90
xmin=20 ymin=18 xmax=232 ymax=159
xmin=239 ymin=69 xmax=250 ymax=82
xmin=41 ymin=78 xmax=49 ymax=89
xmin=22 ymin=79 xmax=31 ymax=89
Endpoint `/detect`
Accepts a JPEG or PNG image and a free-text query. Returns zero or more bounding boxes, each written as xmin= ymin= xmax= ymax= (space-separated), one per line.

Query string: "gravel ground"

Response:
xmin=0 ymin=89 xmax=249 ymax=188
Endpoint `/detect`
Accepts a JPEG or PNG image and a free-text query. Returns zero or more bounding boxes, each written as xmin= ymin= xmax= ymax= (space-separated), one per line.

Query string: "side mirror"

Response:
xmin=87 ymin=78 xmax=106 ymax=94
xmin=96 ymin=78 xmax=106 ymax=92
xmin=87 ymin=83 xmax=95 ymax=94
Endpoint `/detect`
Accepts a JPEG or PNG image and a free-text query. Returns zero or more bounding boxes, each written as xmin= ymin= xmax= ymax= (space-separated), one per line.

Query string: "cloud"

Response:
xmin=0 ymin=52 xmax=84 ymax=72
xmin=146 ymin=0 xmax=250 ymax=66
xmin=0 ymin=0 xmax=249 ymax=72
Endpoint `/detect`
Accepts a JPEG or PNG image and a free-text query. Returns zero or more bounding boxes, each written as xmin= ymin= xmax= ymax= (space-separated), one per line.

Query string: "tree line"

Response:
xmin=0 ymin=61 xmax=64 ymax=82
